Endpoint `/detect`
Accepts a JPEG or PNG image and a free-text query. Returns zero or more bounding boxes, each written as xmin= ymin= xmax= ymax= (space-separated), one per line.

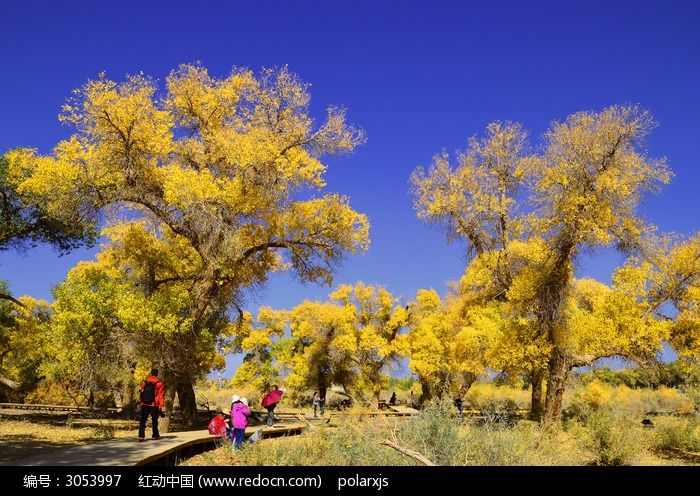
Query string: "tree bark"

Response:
xmin=462 ymin=372 xmax=477 ymax=392
xmin=371 ymin=368 xmax=383 ymax=407
xmin=115 ymin=377 xmax=138 ymax=415
xmin=176 ymin=378 xmax=198 ymax=429
xmin=317 ymin=369 xmax=328 ymax=408
xmin=419 ymin=378 xmax=431 ymax=405
xmin=543 ymin=349 xmax=570 ymax=425
xmin=530 ymin=369 xmax=544 ymax=421
xmin=159 ymin=380 xmax=177 ymax=433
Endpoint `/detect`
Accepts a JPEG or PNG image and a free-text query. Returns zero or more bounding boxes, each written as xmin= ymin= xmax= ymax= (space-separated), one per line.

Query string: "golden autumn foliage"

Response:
xmin=231 ymin=283 xmax=407 ymax=403
xmin=3 ymin=68 xmax=699 ymax=434
xmin=6 ymin=65 xmax=368 ymax=303
xmin=49 ymin=221 xmax=230 ymax=411
xmin=0 ymin=292 xmax=51 ymax=397
xmin=5 ymin=64 xmax=368 ymax=424
xmin=411 ymin=105 xmax=698 ymax=421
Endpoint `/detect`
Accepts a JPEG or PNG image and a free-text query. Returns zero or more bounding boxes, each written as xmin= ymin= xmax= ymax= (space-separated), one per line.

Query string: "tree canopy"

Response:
xmin=5 ymin=64 xmax=368 ymax=426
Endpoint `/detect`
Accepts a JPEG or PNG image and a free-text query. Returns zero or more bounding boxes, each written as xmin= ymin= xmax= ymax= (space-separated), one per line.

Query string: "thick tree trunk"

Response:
xmin=371 ymin=368 xmax=383 ymax=407
xmin=176 ymin=378 xmax=197 ymax=429
xmin=530 ymin=369 xmax=544 ymax=421
xmin=317 ymin=370 xmax=328 ymax=408
xmin=159 ymin=380 xmax=177 ymax=433
xmin=115 ymin=378 xmax=138 ymax=415
xmin=543 ymin=350 xmax=570 ymax=424
xmin=462 ymin=372 xmax=477 ymax=392
xmin=419 ymin=378 xmax=431 ymax=405
xmin=373 ymin=389 xmax=381 ymax=406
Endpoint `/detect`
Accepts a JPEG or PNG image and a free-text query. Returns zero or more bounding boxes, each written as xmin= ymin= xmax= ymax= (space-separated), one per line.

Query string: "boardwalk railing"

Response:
xmin=0 ymin=402 xmax=121 ymax=413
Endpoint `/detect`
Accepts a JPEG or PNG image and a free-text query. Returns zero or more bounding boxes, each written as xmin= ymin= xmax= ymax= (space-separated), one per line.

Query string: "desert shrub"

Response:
xmin=459 ymin=421 xmax=587 ymax=466
xmin=654 ymin=417 xmax=700 ymax=456
xmin=562 ymin=382 xmax=694 ymax=420
xmin=682 ymin=385 xmax=700 ymax=414
xmin=581 ymin=406 xmax=647 ymax=465
xmin=222 ymin=420 xmax=405 ymax=466
xmin=565 ymin=381 xmax=614 ymax=420
xmin=465 ymin=383 xmax=529 ymax=411
xmin=398 ymin=396 xmax=463 ymax=465
xmin=480 ymin=399 xmax=521 ymax=427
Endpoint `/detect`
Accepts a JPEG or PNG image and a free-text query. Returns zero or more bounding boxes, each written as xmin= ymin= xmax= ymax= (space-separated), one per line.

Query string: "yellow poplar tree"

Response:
xmin=282 ymin=299 xmax=357 ymax=401
xmin=0 ymin=291 xmax=51 ymax=399
xmin=532 ymin=106 xmax=671 ymax=422
xmin=613 ymin=234 xmax=700 ymax=363
xmin=412 ymin=106 xmax=684 ymax=422
xmin=230 ymin=307 xmax=288 ymax=392
xmin=410 ymin=122 xmax=542 ymax=407
xmin=6 ymin=64 xmax=369 ymax=426
xmin=329 ymin=282 xmax=408 ymax=404
xmin=51 ymin=222 xmax=230 ymax=428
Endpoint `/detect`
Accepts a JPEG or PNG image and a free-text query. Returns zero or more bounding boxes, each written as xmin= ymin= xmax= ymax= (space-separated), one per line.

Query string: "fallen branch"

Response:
xmin=296 ymin=413 xmax=314 ymax=430
xmin=0 ymin=375 xmax=22 ymax=390
xmin=379 ymin=439 xmax=435 ymax=466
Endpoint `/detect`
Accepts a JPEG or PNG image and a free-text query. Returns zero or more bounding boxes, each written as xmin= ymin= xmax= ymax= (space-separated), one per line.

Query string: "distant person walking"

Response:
xmin=138 ymin=368 xmax=164 ymax=442
xmin=312 ymin=392 xmax=319 ymax=417
xmin=231 ymin=395 xmax=251 ymax=449
xmin=312 ymin=392 xmax=326 ymax=417
xmin=262 ymin=385 xmax=284 ymax=427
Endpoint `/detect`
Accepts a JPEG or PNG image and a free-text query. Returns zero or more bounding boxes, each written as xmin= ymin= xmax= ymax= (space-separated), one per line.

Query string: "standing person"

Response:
xmin=454 ymin=394 xmax=463 ymax=418
xmin=138 ymin=368 xmax=164 ymax=442
xmin=389 ymin=392 xmax=397 ymax=406
xmin=262 ymin=385 xmax=283 ymax=427
xmin=312 ymin=392 xmax=320 ymax=417
xmin=231 ymin=395 xmax=251 ymax=450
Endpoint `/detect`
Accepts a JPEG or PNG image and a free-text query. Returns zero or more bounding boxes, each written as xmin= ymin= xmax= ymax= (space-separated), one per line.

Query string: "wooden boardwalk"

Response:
xmin=11 ymin=424 xmax=305 ymax=467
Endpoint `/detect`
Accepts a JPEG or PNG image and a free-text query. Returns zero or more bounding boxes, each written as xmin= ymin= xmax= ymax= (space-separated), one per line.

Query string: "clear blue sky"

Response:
xmin=1 ymin=1 xmax=698 ymax=373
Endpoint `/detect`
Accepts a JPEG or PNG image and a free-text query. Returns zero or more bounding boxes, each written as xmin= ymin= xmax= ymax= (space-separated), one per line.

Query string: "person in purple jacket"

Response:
xmin=230 ymin=395 xmax=252 ymax=450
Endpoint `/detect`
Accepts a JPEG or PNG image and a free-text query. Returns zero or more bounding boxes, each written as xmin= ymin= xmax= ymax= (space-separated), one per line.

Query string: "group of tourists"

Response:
xmin=207 ymin=394 xmax=252 ymax=449
xmin=137 ymin=369 xmax=285 ymax=449
xmin=204 ymin=385 xmax=285 ymax=449
xmin=139 ymin=371 xmax=466 ymax=449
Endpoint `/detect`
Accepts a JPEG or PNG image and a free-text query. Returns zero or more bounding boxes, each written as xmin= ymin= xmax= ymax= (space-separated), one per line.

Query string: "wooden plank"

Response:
xmin=10 ymin=423 xmax=306 ymax=467
xmin=0 ymin=402 xmax=121 ymax=413
xmin=388 ymin=405 xmax=420 ymax=414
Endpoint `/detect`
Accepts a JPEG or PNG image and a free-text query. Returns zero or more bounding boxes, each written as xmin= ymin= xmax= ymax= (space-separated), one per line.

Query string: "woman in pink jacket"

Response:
xmin=230 ymin=395 xmax=251 ymax=450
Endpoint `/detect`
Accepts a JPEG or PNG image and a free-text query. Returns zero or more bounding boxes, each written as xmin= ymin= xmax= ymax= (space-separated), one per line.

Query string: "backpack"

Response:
xmin=141 ymin=380 xmax=158 ymax=404
xmin=208 ymin=416 xmax=227 ymax=436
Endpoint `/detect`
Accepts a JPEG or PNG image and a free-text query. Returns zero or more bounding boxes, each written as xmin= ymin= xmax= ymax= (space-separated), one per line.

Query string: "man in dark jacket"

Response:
xmin=138 ymin=368 xmax=165 ymax=442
